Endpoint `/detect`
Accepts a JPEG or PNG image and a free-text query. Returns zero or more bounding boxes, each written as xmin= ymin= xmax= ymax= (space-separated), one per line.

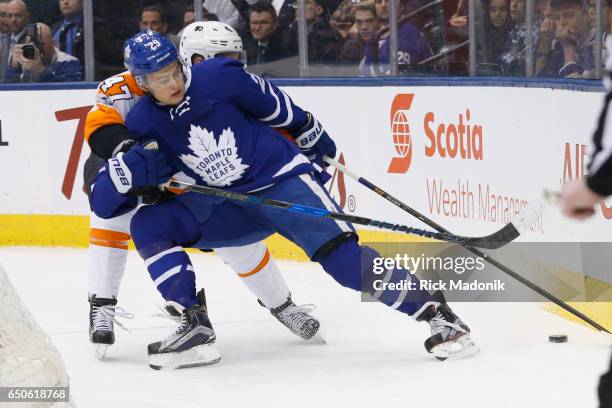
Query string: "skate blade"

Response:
xmin=307 ymin=331 xmax=326 ymax=345
xmin=431 ymin=333 xmax=479 ymax=361
xmin=149 ymin=343 xmax=221 ymax=370
xmin=94 ymin=344 xmax=109 ymax=360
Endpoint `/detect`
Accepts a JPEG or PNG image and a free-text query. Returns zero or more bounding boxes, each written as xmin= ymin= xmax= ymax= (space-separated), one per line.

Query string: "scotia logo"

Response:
xmin=387 ymin=94 xmax=414 ymax=173
xmin=387 ymin=94 xmax=484 ymax=174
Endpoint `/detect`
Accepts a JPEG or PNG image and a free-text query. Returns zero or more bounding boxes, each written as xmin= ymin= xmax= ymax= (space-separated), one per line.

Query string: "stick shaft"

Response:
xmin=169 ymin=181 xmax=469 ymax=245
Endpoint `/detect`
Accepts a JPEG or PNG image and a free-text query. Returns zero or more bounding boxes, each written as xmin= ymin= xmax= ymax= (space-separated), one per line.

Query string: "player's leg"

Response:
xmin=215 ymin=243 xmax=321 ymax=340
xmin=83 ymin=152 xmax=134 ymax=358
xmin=252 ymin=173 xmax=478 ymax=359
xmin=88 ymin=211 xmax=135 ymax=357
xmin=130 ymin=199 xmax=219 ymax=369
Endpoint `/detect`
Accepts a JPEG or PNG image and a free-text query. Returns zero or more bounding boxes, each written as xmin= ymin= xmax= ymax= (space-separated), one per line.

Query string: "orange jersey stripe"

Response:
xmin=238 ymin=249 xmax=271 ymax=278
xmin=89 ymin=238 xmax=129 ymax=250
xmin=90 ymin=228 xmax=130 ymax=242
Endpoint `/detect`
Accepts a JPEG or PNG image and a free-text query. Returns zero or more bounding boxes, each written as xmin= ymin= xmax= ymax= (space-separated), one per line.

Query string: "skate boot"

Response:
xmin=416 ymin=303 xmax=479 ymax=360
xmin=267 ymin=297 xmax=323 ymax=342
xmin=89 ymin=295 xmax=133 ymax=360
xmin=148 ymin=290 xmax=221 ymax=370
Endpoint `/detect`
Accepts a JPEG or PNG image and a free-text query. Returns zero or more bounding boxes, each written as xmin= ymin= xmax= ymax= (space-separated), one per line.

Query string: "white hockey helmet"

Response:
xmin=179 ymin=21 xmax=244 ymax=68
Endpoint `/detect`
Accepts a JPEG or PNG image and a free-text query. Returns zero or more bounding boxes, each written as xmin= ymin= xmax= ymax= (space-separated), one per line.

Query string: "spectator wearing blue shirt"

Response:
xmin=52 ymin=0 xmax=83 ymax=65
xmin=7 ymin=22 xmax=82 ymax=82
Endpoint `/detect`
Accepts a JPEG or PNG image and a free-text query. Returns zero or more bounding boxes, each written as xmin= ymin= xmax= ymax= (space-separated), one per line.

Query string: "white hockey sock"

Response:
xmin=215 ymin=242 xmax=289 ymax=309
xmin=88 ymin=212 xmax=133 ymax=299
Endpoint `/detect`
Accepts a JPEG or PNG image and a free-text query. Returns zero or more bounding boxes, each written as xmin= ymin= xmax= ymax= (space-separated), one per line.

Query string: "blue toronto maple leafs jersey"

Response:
xmin=125 ymin=57 xmax=314 ymax=193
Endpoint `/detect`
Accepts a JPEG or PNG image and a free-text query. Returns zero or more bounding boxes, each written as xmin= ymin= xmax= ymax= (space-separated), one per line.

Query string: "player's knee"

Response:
xmin=130 ymin=205 xmax=174 ymax=247
xmin=318 ymin=237 xmax=364 ymax=290
xmin=215 ymin=241 xmax=267 ymax=274
xmin=312 ymin=232 xmax=358 ymax=262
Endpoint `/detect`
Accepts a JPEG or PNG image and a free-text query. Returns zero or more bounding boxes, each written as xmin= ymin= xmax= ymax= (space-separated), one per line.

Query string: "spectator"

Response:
xmin=232 ymin=0 xmax=297 ymax=36
xmin=583 ymin=0 xmax=609 ymax=78
xmin=438 ymin=0 xmax=469 ymax=75
xmin=6 ymin=22 xmax=83 ymax=82
xmin=26 ymin=0 xmax=60 ymax=27
xmin=139 ymin=5 xmax=178 ymax=47
xmin=362 ymin=0 xmax=433 ymax=75
xmin=52 ymin=0 xmax=83 ymax=65
xmin=482 ymin=0 xmax=512 ymax=73
xmin=0 ymin=0 xmax=10 ymax=82
xmin=339 ymin=3 xmax=378 ymax=64
xmin=499 ymin=0 xmax=540 ymax=75
xmin=181 ymin=4 xmax=218 ymax=29
xmin=375 ymin=0 xmax=389 ymax=23
xmin=2 ymin=0 xmax=29 ymax=81
xmin=535 ymin=0 xmax=591 ymax=78
xmin=287 ymin=0 xmax=344 ymax=64
xmin=0 ymin=0 xmax=8 ymax=35
xmin=448 ymin=0 xmax=468 ymax=30
xmin=155 ymin=0 xmax=191 ymax=34
xmin=330 ymin=0 xmax=356 ymax=40
xmin=203 ymin=0 xmax=241 ymax=30
xmin=328 ymin=0 xmax=345 ymax=15
xmin=536 ymin=0 xmax=552 ymax=22
xmin=245 ymin=1 xmax=286 ymax=65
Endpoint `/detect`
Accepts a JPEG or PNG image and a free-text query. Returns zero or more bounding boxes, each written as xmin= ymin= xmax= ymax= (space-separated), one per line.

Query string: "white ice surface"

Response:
xmin=1 ymin=247 xmax=610 ymax=408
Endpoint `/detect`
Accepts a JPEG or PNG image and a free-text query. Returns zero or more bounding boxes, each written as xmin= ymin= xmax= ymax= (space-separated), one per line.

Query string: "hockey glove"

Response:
xmin=107 ymin=142 xmax=172 ymax=195
xmin=294 ymin=112 xmax=337 ymax=169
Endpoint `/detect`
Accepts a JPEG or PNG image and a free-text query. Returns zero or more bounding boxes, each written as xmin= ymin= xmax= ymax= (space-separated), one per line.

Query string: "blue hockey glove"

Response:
xmin=294 ymin=112 xmax=337 ymax=169
xmin=107 ymin=142 xmax=172 ymax=194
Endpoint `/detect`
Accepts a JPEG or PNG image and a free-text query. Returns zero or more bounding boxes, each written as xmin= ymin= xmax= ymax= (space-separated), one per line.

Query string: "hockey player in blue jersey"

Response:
xmin=91 ymin=30 xmax=479 ymax=369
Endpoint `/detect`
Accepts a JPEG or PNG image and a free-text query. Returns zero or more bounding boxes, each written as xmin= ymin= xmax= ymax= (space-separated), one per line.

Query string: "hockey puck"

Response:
xmin=549 ymin=334 xmax=568 ymax=343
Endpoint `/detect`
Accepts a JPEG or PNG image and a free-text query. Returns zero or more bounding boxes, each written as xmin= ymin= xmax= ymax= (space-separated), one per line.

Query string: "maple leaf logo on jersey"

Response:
xmin=179 ymin=125 xmax=249 ymax=187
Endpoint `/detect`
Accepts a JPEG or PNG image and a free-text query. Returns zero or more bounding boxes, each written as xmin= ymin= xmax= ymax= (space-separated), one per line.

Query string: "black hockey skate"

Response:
xmin=267 ymin=297 xmax=323 ymax=343
xmin=416 ymin=303 xmax=479 ymax=360
xmin=89 ymin=295 xmax=133 ymax=360
xmin=148 ymin=290 xmax=221 ymax=370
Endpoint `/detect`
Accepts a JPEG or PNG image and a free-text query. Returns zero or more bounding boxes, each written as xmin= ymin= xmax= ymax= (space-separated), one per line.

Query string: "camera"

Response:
xmin=22 ymin=44 xmax=37 ymax=60
xmin=21 ymin=24 xmax=41 ymax=60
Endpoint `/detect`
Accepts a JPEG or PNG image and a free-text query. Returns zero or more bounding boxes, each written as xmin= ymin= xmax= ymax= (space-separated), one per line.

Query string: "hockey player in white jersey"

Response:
xmin=83 ymin=22 xmax=321 ymax=359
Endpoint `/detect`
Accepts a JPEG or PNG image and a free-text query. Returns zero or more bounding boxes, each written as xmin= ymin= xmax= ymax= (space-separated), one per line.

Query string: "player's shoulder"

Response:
xmin=189 ymin=57 xmax=260 ymax=100
xmin=190 ymin=57 xmax=246 ymax=84
xmin=97 ymin=71 xmax=144 ymax=97
xmin=128 ymin=94 xmax=156 ymax=118
xmin=125 ymin=94 xmax=158 ymax=130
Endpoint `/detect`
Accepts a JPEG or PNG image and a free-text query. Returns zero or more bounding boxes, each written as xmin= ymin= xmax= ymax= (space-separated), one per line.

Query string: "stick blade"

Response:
xmin=463 ymin=198 xmax=545 ymax=249
xmin=464 ymin=223 xmax=520 ymax=249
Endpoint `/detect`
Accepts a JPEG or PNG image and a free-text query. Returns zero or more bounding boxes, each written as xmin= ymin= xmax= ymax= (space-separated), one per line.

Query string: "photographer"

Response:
xmin=6 ymin=22 xmax=82 ymax=83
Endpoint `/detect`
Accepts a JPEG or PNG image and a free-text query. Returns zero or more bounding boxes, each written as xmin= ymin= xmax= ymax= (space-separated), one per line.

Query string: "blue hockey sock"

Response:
xmin=130 ymin=201 xmax=202 ymax=308
xmin=142 ymin=246 xmax=198 ymax=308
xmin=319 ymin=240 xmax=435 ymax=316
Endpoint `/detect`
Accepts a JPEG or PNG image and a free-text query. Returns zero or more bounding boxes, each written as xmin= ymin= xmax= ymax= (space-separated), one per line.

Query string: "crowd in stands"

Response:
xmin=0 ymin=0 xmax=607 ymax=82
xmin=0 ymin=0 xmax=83 ymax=83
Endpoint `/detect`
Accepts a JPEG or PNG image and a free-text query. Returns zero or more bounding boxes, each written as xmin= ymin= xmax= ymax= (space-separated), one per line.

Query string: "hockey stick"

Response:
xmin=167 ymin=180 xmax=519 ymax=249
xmin=325 ymin=157 xmax=611 ymax=333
